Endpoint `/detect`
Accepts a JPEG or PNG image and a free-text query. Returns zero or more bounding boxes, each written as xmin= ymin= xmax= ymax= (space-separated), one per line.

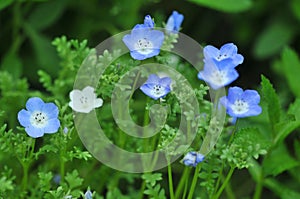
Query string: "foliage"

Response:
xmin=0 ymin=1 xmax=300 ymax=199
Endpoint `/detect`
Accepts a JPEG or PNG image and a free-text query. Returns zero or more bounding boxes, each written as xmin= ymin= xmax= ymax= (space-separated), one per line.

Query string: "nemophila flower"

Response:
xmin=84 ymin=190 xmax=93 ymax=199
xmin=166 ymin=10 xmax=184 ymax=33
xmin=17 ymin=97 xmax=60 ymax=138
xmin=69 ymin=86 xmax=103 ymax=113
xmin=204 ymin=43 xmax=244 ymax=67
xmin=220 ymin=87 xmax=262 ymax=118
xmin=143 ymin=15 xmax=154 ymax=28
xmin=182 ymin=151 xmax=204 ymax=167
xmin=140 ymin=74 xmax=172 ymax=100
xmin=122 ymin=15 xmax=164 ymax=60
xmin=198 ymin=58 xmax=239 ymax=90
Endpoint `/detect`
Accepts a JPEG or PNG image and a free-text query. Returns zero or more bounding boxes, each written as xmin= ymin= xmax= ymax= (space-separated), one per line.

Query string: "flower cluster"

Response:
xmin=123 ymin=11 xmax=184 ymax=60
xmin=198 ymin=43 xmax=243 ymax=90
xmin=18 ymin=86 xmax=104 ymax=138
xmin=122 ymin=15 xmax=164 ymax=60
xmin=197 ymin=43 xmax=261 ymax=119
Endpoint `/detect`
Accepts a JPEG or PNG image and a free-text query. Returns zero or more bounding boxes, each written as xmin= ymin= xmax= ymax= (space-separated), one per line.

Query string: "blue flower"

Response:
xmin=220 ymin=87 xmax=262 ymax=118
xmin=198 ymin=58 xmax=239 ymax=90
xmin=182 ymin=151 xmax=204 ymax=167
xmin=18 ymin=97 xmax=60 ymax=138
xmin=140 ymin=74 xmax=172 ymax=100
xmin=143 ymin=15 xmax=154 ymax=28
xmin=204 ymin=43 xmax=244 ymax=67
xmin=123 ymin=16 xmax=164 ymax=60
xmin=166 ymin=10 xmax=184 ymax=33
xmin=84 ymin=190 xmax=93 ymax=199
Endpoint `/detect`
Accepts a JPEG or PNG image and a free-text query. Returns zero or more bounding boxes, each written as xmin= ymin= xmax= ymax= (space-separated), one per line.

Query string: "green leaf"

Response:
xmin=288 ymin=98 xmax=300 ymax=120
xmin=291 ymin=0 xmax=300 ymax=21
xmin=254 ymin=22 xmax=294 ymax=59
xmin=142 ymin=173 xmax=162 ymax=187
xmin=65 ymin=170 xmax=83 ymax=190
xmin=260 ymin=75 xmax=281 ymax=129
xmin=187 ymin=0 xmax=252 ymax=13
xmin=1 ymin=50 xmax=22 ymax=78
xmin=28 ymin=0 xmax=67 ymax=30
xmin=278 ymin=47 xmax=300 ymax=98
xmin=263 ymin=143 xmax=299 ymax=176
xmin=264 ymin=178 xmax=300 ymax=199
xmin=0 ymin=0 xmax=14 ymax=11
xmin=23 ymin=23 xmax=60 ymax=76
xmin=274 ymin=119 xmax=300 ymax=144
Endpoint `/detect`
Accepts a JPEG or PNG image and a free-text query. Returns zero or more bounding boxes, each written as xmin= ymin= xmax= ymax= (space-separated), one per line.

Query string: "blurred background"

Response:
xmin=1 ymin=0 xmax=300 ymax=92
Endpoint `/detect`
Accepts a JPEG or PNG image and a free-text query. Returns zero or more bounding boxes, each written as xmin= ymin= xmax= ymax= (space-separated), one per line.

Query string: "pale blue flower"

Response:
xmin=84 ymin=190 xmax=93 ymax=199
xmin=204 ymin=43 xmax=244 ymax=67
xmin=140 ymin=74 xmax=172 ymax=100
xmin=220 ymin=87 xmax=262 ymax=118
xmin=166 ymin=10 xmax=184 ymax=33
xmin=18 ymin=97 xmax=60 ymax=138
xmin=143 ymin=15 xmax=154 ymax=28
xmin=198 ymin=58 xmax=239 ymax=90
xmin=183 ymin=151 xmax=204 ymax=167
xmin=123 ymin=15 xmax=164 ymax=60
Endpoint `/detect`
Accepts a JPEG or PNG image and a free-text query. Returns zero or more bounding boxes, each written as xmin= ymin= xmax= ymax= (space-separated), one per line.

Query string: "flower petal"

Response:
xmin=42 ymin=102 xmax=59 ymax=118
xmin=227 ymin=87 xmax=244 ymax=103
xmin=204 ymin=45 xmax=219 ymax=59
xmin=140 ymin=84 xmax=158 ymax=100
xmin=94 ymin=98 xmax=103 ymax=108
xmin=220 ymin=43 xmax=237 ymax=56
xmin=25 ymin=126 xmax=44 ymax=138
xmin=159 ymin=77 xmax=172 ymax=87
xmin=44 ymin=118 xmax=60 ymax=134
xmin=26 ymin=97 xmax=44 ymax=112
xmin=145 ymin=74 xmax=160 ymax=84
xmin=242 ymin=90 xmax=260 ymax=104
xmin=18 ymin=109 xmax=31 ymax=127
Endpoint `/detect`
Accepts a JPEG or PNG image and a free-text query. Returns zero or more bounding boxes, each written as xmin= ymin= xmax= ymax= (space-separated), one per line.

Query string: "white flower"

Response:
xmin=69 ymin=86 xmax=103 ymax=113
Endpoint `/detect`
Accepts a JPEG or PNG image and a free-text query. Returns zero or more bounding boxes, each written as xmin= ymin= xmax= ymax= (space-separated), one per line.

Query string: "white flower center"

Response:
xmin=79 ymin=96 xmax=90 ymax=108
xmin=134 ymin=38 xmax=153 ymax=55
xmin=232 ymin=99 xmax=249 ymax=114
xmin=30 ymin=111 xmax=48 ymax=128
xmin=216 ymin=53 xmax=228 ymax=61
xmin=152 ymin=85 xmax=164 ymax=97
xmin=211 ymin=70 xmax=227 ymax=85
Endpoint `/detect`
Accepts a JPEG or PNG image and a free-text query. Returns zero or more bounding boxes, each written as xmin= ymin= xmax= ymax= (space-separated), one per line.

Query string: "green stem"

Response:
xmin=224 ymin=178 xmax=236 ymax=199
xmin=213 ymin=166 xmax=235 ymax=199
xmin=253 ymin=171 xmax=264 ymax=199
xmin=21 ymin=163 xmax=29 ymax=191
xmin=168 ymin=163 xmax=175 ymax=199
xmin=139 ymin=180 xmax=146 ymax=199
xmin=187 ymin=165 xmax=202 ymax=199
xmin=174 ymin=167 xmax=190 ymax=199
xmin=21 ymin=138 xmax=36 ymax=192
xmin=182 ymin=175 xmax=189 ymax=199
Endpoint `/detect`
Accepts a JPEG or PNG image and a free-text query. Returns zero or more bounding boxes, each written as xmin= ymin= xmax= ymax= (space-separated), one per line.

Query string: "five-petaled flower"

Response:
xmin=17 ymin=97 xmax=60 ymax=138
xmin=122 ymin=15 xmax=164 ymax=60
xmin=204 ymin=43 xmax=244 ymax=67
xmin=140 ymin=74 xmax=172 ymax=100
xmin=69 ymin=86 xmax=103 ymax=113
xmin=220 ymin=86 xmax=262 ymax=118
xmin=166 ymin=10 xmax=184 ymax=33
xmin=182 ymin=151 xmax=204 ymax=167
xmin=198 ymin=58 xmax=239 ymax=90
